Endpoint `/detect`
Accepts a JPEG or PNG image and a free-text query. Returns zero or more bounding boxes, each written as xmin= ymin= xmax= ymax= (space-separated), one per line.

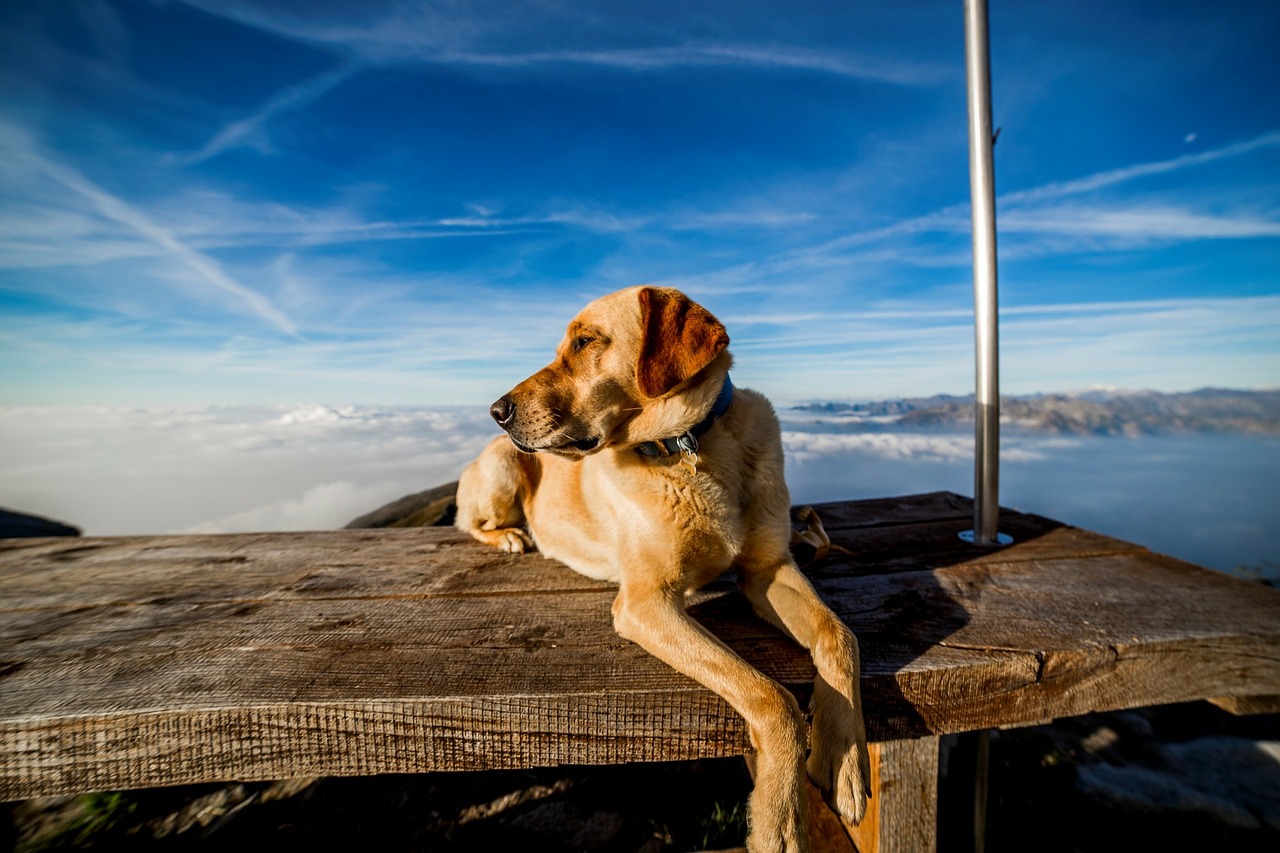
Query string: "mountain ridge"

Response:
xmin=790 ymin=387 xmax=1280 ymax=436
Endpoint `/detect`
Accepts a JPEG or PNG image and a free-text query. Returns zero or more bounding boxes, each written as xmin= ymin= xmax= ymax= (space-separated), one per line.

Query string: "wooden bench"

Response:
xmin=3 ymin=492 xmax=1278 ymax=851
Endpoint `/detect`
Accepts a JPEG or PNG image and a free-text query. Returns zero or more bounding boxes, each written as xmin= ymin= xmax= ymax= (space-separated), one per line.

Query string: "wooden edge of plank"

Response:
xmin=0 ymin=690 xmax=752 ymax=801
xmin=1208 ymin=694 xmax=1280 ymax=716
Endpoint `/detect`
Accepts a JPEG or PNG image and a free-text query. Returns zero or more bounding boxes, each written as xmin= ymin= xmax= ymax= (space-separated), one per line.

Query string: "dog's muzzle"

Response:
xmin=489 ymin=395 xmax=599 ymax=454
xmin=489 ymin=395 xmax=534 ymax=451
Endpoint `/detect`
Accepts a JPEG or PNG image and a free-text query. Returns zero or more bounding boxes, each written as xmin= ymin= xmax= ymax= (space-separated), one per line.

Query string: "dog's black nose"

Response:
xmin=490 ymin=396 xmax=516 ymax=426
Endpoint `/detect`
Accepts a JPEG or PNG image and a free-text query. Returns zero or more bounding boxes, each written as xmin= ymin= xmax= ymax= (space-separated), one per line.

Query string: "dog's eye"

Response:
xmin=572 ymin=336 xmax=594 ymax=353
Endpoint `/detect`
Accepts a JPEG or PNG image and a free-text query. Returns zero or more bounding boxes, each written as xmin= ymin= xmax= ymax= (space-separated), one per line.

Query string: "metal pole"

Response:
xmin=962 ymin=0 xmax=1010 ymax=547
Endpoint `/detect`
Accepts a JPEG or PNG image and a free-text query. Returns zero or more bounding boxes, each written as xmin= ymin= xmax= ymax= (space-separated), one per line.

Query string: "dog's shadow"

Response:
xmin=686 ymin=493 xmax=1065 ymax=742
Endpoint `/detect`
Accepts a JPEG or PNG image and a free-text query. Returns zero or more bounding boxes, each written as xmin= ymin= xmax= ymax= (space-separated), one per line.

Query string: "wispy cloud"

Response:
xmin=0 ymin=125 xmax=300 ymax=336
xmin=999 ymin=131 xmax=1280 ymax=206
xmin=0 ymin=186 xmax=546 ymax=274
xmin=178 ymin=61 xmax=362 ymax=166
xmin=425 ymin=43 xmax=948 ymax=85
xmin=739 ymin=129 xmax=1280 ymax=278
xmin=170 ymin=2 xmax=948 ymax=86
xmin=1000 ymin=205 xmax=1280 ymax=241
xmin=720 ymin=294 xmax=1280 ymax=402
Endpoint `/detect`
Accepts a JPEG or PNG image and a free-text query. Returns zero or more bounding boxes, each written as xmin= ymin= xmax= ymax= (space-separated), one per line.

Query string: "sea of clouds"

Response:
xmin=0 ymin=404 xmax=493 ymax=536
xmin=1 ymin=404 xmax=1276 ymax=576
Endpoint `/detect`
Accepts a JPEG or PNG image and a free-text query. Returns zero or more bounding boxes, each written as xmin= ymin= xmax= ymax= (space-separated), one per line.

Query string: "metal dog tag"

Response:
xmin=676 ymin=433 xmax=699 ymax=474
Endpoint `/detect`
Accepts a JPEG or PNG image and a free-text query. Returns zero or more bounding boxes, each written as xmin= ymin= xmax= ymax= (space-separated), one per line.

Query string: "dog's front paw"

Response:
xmin=807 ymin=682 xmax=871 ymax=825
xmin=496 ymin=528 xmax=533 ymax=553
xmin=745 ymin=788 xmax=807 ymax=853
xmin=808 ymin=735 xmax=870 ymax=826
xmin=745 ymin=821 xmax=806 ymax=853
xmin=470 ymin=526 xmax=535 ymax=553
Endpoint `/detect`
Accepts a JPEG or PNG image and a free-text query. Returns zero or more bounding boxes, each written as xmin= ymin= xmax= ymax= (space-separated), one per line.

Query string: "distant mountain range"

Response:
xmin=791 ymin=388 xmax=1280 ymax=436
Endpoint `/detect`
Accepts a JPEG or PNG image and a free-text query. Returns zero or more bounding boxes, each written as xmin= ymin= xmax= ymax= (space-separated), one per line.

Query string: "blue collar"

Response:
xmin=635 ymin=374 xmax=734 ymax=460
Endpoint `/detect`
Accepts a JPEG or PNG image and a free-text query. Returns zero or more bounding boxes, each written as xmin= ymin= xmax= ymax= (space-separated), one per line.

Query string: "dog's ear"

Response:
xmin=636 ymin=287 xmax=729 ymax=398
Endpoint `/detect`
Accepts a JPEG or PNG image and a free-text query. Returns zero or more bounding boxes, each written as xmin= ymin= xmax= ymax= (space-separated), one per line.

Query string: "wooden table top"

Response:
xmin=2 ymin=492 xmax=1277 ymax=799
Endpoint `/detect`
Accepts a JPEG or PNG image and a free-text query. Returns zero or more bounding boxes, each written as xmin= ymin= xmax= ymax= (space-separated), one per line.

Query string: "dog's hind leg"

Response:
xmin=789 ymin=506 xmax=855 ymax=568
xmin=455 ymin=436 xmax=534 ymax=553
xmin=736 ymin=552 xmax=871 ymax=828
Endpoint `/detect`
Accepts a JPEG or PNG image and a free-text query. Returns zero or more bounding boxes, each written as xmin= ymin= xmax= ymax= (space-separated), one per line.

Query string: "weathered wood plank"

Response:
xmin=1 ymin=693 xmax=752 ymax=799
xmin=0 ymin=593 xmax=815 ymax=718
xmin=806 ymin=782 xmax=858 ymax=853
xmin=2 ymin=492 xmax=1278 ymax=802
xmin=9 ymin=549 xmax=1270 ymax=731
xmin=803 ymin=492 xmax=974 ymax=529
xmin=827 ymin=552 xmax=1280 ymax=654
xmin=822 ymin=551 xmax=1280 ymax=739
xmin=811 ymin=516 xmax=1144 ymax=577
xmin=0 ymin=528 xmax=610 ymax=610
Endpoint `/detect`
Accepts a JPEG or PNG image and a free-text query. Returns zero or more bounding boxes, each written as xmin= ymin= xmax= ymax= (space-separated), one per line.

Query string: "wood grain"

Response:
xmin=2 ymin=492 xmax=1278 ymax=803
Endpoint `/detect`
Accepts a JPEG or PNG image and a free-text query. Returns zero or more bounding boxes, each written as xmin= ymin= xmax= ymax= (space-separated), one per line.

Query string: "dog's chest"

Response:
xmin=615 ymin=466 xmax=743 ymax=575
xmin=528 ymin=460 xmax=742 ymax=585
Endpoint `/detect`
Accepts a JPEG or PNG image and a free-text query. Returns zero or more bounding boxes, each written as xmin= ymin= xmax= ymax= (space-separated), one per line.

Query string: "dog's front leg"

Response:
xmin=737 ymin=557 xmax=871 ymax=827
xmin=612 ymin=579 xmax=809 ymax=853
xmin=455 ymin=436 xmax=534 ymax=553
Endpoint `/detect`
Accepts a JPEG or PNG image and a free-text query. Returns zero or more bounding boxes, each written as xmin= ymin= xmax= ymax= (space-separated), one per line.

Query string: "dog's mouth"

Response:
xmin=560 ymin=435 xmax=602 ymax=453
xmin=509 ymin=434 xmax=601 ymax=455
xmin=509 ymin=436 xmax=538 ymax=454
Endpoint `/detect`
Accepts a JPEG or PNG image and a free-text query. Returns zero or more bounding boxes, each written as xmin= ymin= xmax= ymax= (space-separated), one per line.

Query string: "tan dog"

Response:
xmin=456 ymin=286 xmax=869 ymax=852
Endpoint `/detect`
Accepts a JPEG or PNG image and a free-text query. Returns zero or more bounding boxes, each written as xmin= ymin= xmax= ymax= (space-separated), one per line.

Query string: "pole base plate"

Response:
xmin=959 ymin=529 xmax=1013 ymax=546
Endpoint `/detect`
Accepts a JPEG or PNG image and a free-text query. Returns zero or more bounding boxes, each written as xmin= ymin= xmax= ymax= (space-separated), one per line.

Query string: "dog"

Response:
xmin=456 ymin=286 xmax=869 ymax=851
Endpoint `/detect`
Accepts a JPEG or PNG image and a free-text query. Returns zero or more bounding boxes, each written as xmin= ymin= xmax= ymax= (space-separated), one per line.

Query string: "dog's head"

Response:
xmin=490 ymin=286 xmax=731 ymax=458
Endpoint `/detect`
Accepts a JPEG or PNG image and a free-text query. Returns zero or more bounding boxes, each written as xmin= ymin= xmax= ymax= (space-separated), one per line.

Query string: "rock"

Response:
xmin=1077 ymin=760 xmax=1261 ymax=829
xmin=1080 ymin=732 xmax=1280 ymax=829
xmin=1158 ymin=737 xmax=1280 ymax=832
xmin=509 ymin=801 xmax=625 ymax=849
xmin=343 ymin=482 xmax=458 ymax=529
xmin=0 ymin=507 xmax=80 ymax=538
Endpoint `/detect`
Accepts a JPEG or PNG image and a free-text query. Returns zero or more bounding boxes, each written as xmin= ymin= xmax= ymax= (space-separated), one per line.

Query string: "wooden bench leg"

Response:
xmin=839 ymin=736 xmax=940 ymax=853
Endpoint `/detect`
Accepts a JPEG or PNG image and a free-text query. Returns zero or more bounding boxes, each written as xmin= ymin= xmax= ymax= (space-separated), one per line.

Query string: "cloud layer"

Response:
xmin=3 ymin=403 xmax=1276 ymax=578
xmin=0 ymin=404 xmax=495 ymax=535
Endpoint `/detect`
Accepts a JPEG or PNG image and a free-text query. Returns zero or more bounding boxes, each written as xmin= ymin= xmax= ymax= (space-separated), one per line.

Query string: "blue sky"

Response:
xmin=2 ymin=0 xmax=1278 ymax=406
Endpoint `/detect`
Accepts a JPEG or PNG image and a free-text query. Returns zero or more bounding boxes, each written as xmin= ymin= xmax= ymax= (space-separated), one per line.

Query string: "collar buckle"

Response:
xmin=634 ymin=375 xmax=732 ymax=469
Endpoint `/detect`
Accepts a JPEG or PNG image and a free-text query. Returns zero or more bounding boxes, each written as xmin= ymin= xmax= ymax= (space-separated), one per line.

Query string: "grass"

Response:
xmin=696 ymin=799 xmax=748 ymax=850
xmin=16 ymin=792 xmax=140 ymax=852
